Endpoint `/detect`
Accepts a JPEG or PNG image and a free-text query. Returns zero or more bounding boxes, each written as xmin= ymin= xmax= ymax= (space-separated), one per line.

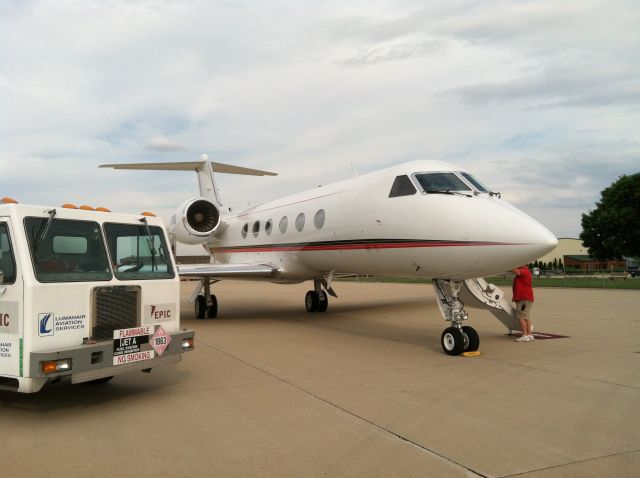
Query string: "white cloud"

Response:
xmin=146 ymin=137 xmax=187 ymax=152
xmin=0 ymin=0 xmax=638 ymax=239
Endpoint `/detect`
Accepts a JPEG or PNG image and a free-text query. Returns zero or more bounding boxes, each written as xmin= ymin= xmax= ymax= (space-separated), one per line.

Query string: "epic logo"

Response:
xmin=149 ymin=304 xmax=173 ymax=322
xmin=1 ymin=314 xmax=9 ymax=327
xmin=39 ymin=313 xmax=54 ymax=336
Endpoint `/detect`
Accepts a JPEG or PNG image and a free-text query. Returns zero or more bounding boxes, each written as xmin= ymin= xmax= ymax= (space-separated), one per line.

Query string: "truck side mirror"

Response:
xmin=0 ymin=270 xmax=4 ymax=285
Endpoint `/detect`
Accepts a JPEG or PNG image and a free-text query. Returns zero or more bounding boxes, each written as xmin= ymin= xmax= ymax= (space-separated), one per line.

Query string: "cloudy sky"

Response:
xmin=1 ymin=0 xmax=639 ymax=243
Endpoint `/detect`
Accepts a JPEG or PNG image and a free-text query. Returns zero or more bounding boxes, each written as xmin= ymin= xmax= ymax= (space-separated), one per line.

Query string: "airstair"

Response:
xmin=460 ymin=278 xmax=519 ymax=332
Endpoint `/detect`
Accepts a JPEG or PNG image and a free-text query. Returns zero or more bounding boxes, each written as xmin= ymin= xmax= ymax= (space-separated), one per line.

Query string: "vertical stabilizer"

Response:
xmin=195 ymin=155 xmax=222 ymax=206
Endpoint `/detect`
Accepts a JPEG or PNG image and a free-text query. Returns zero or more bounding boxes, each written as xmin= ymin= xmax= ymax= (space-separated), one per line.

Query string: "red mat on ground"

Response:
xmin=507 ymin=332 xmax=569 ymax=340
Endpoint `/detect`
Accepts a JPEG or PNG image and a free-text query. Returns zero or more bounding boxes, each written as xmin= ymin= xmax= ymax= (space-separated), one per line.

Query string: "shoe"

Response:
xmin=515 ymin=335 xmax=531 ymax=342
xmin=528 ymin=335 xmax=535 ymax=341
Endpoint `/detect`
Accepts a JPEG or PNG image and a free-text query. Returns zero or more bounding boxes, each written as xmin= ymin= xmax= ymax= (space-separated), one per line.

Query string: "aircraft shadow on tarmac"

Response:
xmin=184 ymin=297 xmax=444 ymax=351
xmin=184 ymin=296 xmax=434 ymax=320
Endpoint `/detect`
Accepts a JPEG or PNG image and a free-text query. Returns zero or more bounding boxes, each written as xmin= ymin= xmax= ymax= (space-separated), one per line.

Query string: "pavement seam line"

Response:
xmin=498 ymin=448 xmax=640 ymax=477
xmin=482 ymin=357 xmax=640 ymax=391
xmin=195 ymin=337 xmax=488 ymax=478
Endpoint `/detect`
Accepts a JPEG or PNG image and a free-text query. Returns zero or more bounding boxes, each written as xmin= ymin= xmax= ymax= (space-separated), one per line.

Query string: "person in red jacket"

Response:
xmin=512 ymin=265 xmax=535 ymax=342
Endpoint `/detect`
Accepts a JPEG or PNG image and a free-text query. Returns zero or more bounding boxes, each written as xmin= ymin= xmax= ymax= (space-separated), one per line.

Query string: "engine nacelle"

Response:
xmin=169 ymin=198 xmax=222 ymax=245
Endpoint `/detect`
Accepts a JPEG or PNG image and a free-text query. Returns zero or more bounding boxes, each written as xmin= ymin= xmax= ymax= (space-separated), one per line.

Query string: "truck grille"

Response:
xmin=92 ymin=286 xmax=140 ymax=341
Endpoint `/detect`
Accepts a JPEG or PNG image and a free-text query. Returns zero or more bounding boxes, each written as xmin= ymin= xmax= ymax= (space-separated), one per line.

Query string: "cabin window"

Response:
xmin=279 ymin=216 xmax=288 ymax=233
xmin=0 ymin=223 xmax=16 ymax=284
xmin=314 ymin=209 xmax=325 ymax=229
xmin=389 ymin=175 xmax=417 ymax=197
xmin=265 ymin=219 xmax=273 ymax=235
xmin=252 ymin=221 xmax=260 ymax=237
xmin=241 ymin=223 xmax=248 ymax=238
xmin=295 ymin=213 xmax=305 ymax=232
xmin=414 ymin=173 xmax=472 ymax=193
xmin=461 ymin=172 xmax=489 ymax=193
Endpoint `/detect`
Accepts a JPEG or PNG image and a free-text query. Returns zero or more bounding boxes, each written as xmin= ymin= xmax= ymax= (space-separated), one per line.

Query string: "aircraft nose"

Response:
xmin=497 ymin=203 xmax=557 ymax=262
xmin=527 ymin=220 xmax=558 ymax=257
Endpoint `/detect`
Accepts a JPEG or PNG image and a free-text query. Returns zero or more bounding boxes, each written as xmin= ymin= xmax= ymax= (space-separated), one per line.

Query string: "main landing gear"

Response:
xmin=193 ymin=278 xmax=218 ymax=319
xmin=305 ymin=277 xmax=337 ymax=313
xmin=433 ymin=279 xmax=480 ymax=356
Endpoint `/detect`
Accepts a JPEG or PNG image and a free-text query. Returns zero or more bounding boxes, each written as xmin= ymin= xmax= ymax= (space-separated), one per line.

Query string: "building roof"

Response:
xmin=564 ymin=255 xmax=625 ymax=262
xmin=564 ymin=255 xmax=596 ymax=262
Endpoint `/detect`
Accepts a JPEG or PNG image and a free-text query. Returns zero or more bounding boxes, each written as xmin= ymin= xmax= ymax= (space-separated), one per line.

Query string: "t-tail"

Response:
xmin=100 ymin=154 xmax=277 ymax=245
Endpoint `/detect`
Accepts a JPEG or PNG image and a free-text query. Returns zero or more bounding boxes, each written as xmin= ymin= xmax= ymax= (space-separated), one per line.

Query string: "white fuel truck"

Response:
xmin=0 ymin=198 xmax=194 ymax=393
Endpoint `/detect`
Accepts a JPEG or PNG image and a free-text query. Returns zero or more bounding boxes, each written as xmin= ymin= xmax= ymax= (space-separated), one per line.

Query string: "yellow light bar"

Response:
xmin=62 ymin=203 xmax=78 ymax=209
xmin=141 ymin=211 xmax=157 ymax=217
xmin=1 ymin=197 xmax=18 ymax=204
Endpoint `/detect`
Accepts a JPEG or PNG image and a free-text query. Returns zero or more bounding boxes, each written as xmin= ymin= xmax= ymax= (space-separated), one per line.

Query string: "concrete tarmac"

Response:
xmin=1 ymin=281 xmax=639 ymax=477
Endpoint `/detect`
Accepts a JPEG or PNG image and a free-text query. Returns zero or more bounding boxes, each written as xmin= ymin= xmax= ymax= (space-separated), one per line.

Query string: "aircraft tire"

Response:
xmin=195 ymin=295 xmax=206 ymax=319
xmin=441 ymin=327 xmax=465 ymax=356
xmin=317 ymin=291 xmax=328 ymax=312
xmin=462 ymin=326 xmax=480 ymax=351
xmin=207 ymin=295 xmax=218 ymax=318
xmin=305 ymin=291 xmax=319 ymax=312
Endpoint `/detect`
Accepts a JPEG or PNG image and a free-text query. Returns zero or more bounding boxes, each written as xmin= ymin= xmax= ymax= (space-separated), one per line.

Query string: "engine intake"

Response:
xmin=171 ymin=198 xmax=222 ymax=244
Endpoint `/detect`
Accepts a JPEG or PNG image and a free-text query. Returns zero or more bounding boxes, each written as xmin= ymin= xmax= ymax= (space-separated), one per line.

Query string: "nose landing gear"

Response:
xmin=434 ymin=279 xmax=480 ymax=355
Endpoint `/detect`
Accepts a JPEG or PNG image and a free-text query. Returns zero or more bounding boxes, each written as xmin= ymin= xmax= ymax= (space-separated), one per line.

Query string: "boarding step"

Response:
xmin=460 ymin=278 xmax=519 ymax=332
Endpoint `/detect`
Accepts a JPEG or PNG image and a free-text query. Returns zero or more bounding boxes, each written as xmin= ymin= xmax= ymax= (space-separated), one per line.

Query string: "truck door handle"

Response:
xmin=0 ymin=287 xmax=6 ymax=295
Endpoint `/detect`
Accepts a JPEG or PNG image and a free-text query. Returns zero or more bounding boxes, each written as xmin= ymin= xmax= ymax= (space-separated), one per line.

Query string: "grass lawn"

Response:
xmin=338 ymin=276 xmax=640 ymax=290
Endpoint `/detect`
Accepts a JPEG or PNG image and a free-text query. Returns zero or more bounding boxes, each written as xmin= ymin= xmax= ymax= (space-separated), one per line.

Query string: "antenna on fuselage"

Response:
xmin=350 ymin=162 xmax=359 ymax=177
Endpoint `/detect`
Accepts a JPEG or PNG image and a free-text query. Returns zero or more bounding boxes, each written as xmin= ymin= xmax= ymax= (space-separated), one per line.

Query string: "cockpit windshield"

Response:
xmin=461 ymin=172 xmax=489 ymax=193
xmin=414 ymin=173 xmax=472 ymax=193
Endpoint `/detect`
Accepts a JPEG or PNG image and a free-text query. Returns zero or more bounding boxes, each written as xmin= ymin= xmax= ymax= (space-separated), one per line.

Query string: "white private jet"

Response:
xmin=101 ymin=156 xmax=557 ymax=355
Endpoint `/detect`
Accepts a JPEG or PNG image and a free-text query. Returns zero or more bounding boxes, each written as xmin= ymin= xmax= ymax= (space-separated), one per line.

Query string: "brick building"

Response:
xmin=563 ymin=255 xmax=626 ymax=270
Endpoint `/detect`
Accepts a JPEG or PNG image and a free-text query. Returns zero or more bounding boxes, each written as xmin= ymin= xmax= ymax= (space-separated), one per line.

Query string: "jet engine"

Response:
xmin=170 ymin=197 xmax=223 ymax=244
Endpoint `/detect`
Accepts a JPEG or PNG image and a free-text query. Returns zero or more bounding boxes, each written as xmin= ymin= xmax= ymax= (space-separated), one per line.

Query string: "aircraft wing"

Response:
xmin=177 ymin=262 xmax=282 ymax=280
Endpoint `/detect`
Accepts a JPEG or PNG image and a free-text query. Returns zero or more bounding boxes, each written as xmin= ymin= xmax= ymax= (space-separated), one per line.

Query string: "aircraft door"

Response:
xmin=0 ymin=221 xmax=23 ymax=377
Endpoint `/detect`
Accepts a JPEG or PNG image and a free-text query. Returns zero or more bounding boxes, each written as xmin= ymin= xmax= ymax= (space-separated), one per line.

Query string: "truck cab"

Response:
xmin=0 ymin=199 xmax=194 ymax=393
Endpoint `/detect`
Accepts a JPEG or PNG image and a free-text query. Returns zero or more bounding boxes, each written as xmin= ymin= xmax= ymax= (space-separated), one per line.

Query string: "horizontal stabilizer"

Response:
xmin=100 ymin=161 xmax=277 ymax=176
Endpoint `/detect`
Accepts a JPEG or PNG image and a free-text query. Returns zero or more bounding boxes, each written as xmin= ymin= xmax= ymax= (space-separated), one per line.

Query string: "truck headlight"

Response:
xmin=181 ymin=338 xmax=194 ymax=351
xmin=41 ymin=358 xmax=72 ymax=374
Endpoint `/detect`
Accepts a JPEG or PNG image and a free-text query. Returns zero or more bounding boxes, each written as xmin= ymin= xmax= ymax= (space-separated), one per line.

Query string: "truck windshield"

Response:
xmin=104 ymin=223 xmax=175 ymax=280
xmin=0 ymin=223 xmax=16 ymax=284
xmin=24 ymin=218 xmax=112 ymax=283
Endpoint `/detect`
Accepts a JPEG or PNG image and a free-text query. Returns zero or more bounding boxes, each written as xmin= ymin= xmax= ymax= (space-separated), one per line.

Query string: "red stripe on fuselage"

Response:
xmin=211 ymin=241 xmax=516 ymax=254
